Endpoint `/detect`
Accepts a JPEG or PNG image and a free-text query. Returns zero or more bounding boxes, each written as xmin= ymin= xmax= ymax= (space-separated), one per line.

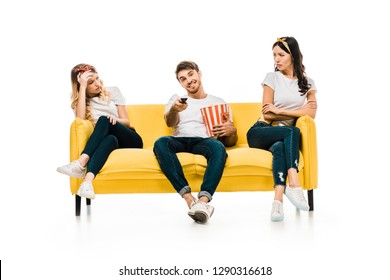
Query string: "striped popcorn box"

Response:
xmin=200 ymin=103 xmax=230 ymax=137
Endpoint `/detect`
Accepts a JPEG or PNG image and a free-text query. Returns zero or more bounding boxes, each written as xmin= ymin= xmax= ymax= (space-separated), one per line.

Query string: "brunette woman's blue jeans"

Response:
xmin=246 ymin=121 xmax=301 ymax=187
xmin=82 ymin=116 xmax=143 ymax=176
xmin=153 ymin=136 xmax=227 ymax=202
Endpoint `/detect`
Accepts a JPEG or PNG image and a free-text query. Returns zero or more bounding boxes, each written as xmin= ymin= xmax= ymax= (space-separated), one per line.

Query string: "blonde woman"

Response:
xmin=57 ymin=64 xmax=143 ymax=199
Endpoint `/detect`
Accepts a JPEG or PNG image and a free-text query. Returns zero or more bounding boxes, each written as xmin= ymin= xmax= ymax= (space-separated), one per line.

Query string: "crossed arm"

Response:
xmin=261 ymin=85 xmax=317 ymax=122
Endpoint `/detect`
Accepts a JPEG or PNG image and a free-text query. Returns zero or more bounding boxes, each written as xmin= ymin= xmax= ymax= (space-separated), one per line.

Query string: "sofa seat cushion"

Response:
xmin=97 ymin=149 xmax=198 ymax=180
xmin=97 ymin=146 xmax=305 ymax=180
xmin=225 ymin=147 xmax=304 ymax=176
xmin=224 ymin=148 xmax=273 ymax=176
xmin=83 ymin=146 xmax=305 ymax=195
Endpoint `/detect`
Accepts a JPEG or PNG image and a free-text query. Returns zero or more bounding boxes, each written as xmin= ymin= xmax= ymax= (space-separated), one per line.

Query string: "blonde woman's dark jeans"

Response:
xmin=82 ymin=116 xmax=143 ymax=176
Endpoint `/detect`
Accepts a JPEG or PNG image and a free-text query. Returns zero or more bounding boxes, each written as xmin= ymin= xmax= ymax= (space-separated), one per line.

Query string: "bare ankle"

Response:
xmin=198 ymin=196 xmax=209 ymax=204
xmin=84 ymin=172 xmax=95 ymax=182
xmin=183 ymin=193 xmax=196 ymax=208
xmin=78 ymin=154 xmax=90 ymax=167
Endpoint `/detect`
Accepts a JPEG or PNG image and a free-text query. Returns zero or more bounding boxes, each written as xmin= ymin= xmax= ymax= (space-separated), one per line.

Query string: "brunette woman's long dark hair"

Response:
xmin=273 ymin=37 xmax=311 ymax=95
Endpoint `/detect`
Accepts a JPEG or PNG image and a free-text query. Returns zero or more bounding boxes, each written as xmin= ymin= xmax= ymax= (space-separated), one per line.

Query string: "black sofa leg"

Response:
xmin=75 ymin=195 xmax=81 ymax=216
xmin=307 ymin=190 xmax=314 ymax=211
xmin=75 ymin=195 xmax=92 ymax=216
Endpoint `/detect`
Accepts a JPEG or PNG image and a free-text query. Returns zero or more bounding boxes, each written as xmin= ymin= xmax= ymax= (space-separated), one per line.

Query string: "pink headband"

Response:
xmin=74 ymin=65 xmax=94 ymax=73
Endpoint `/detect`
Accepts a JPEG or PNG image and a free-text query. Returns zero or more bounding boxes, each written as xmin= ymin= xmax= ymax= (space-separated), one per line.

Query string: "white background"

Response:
xmin=1 ymin=0 xmax=389 ymax=279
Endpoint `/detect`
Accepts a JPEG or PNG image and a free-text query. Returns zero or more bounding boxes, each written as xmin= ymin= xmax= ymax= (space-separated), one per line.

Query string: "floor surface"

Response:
xmin=1 ymin=171 xmax=388 ymax=279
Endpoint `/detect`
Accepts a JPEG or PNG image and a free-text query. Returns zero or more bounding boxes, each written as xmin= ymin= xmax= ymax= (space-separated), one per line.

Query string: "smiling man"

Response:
xmin=153 ymin=61 xmax=237 ymax=224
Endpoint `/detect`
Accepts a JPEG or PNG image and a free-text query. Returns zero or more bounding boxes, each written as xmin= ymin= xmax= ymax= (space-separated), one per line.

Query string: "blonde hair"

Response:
xmin=70 ymin=64 xmax=111 ymax=123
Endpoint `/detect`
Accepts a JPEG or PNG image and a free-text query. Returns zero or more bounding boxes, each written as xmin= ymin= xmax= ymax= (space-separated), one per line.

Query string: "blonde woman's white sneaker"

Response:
xmin=57 ymin=161 xmax=85 ymax=178
xmin=284 ymin=185 xmax=310 ymax=211
xmin=77 ymin=181 xmax=95 ymax=199
xmin=271 ymin=200 xmax=284 ymax=222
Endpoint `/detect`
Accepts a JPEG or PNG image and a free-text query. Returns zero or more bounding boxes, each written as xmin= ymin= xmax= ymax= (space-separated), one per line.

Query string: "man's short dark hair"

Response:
xmin=175 ymin=61 xmax=200 ymax=80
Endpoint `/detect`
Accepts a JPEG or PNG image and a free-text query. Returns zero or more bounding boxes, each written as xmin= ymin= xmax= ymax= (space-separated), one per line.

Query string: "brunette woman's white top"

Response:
xmin=261 ymin=71 xmax=317 ymax=126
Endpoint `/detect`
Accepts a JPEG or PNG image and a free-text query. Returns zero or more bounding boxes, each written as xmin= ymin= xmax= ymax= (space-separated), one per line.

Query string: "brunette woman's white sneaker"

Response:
xmin=271 ymin=200 xmax=284 ymax=222
xmin=57 ymin=161 xmax=85 ymax=178
xmin=284 ymin=185 xmax=310 ymax=211
xmin=77 ymin=181 xmax=95 ymax=199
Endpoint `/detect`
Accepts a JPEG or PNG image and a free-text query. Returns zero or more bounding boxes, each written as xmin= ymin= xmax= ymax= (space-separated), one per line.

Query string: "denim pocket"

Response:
xmin=256 ymin=120 xmax=270 ymax=127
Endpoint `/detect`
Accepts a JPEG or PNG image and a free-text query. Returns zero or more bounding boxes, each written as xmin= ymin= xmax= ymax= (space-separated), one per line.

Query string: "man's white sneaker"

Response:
xmin=188 ymin=202 xmax=214 ymax=224
xmin=271 ymin=200 xmax=284 ymax=222
xmin=188 ymin=200 xmax=197 ymax=212
xmin=284 ymin=185 xmax=310 ymax=211
xmin=57 ymin=161 xmax=85 ymax=178
xmin=77 ymin=181 xmax=95 ymax=199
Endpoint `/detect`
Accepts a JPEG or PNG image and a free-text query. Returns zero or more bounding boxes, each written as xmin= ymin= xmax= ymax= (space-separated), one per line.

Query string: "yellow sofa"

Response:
xmin=69 ymin=103 xmax=318 ymax=215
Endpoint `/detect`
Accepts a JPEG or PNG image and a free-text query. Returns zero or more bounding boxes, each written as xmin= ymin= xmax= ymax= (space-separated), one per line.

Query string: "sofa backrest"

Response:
xmin=126 ymin=104 xmax=171 ymax=148
xmin=229 ymin=103 xmax=262 ymax=146
xmin=126 ymin=102 xmax=262 ymax=148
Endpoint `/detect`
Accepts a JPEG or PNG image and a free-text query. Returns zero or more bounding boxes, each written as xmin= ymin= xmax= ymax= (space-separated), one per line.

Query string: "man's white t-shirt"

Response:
xmin=165 ymin=94 xmax=232 ymax=138
xmin=89 ymin=86 xmax=126 ymax=124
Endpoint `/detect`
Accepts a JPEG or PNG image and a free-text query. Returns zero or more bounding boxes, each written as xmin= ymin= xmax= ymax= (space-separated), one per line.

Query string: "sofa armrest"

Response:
xmin=296 ymin=115 xmax=318 ymax=190
xmin=70 ymin=117 xmax=94 ymax=162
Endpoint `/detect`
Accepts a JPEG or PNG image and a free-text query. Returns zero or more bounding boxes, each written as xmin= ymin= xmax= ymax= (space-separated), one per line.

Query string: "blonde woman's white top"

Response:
xmin=89 ymin=86 xmax=126 ymax=124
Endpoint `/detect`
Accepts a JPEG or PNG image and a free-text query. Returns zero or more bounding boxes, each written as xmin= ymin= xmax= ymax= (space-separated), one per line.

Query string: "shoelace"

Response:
xmin=272 ymin=202 xmax=282 ymax=214
xmin=291 ymin=188 xmax=306 ymax=202
xmin=72 ymin=161 xmax=85 ymax=171
xmin=194 ymin=202 xmax=211 ymax=214
xmin=82 ymin=182 xmax=93 ymax=191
